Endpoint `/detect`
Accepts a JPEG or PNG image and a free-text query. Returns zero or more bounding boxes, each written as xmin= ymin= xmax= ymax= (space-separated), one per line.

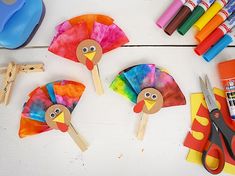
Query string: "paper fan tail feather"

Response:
xmin=51 ymin=80 xmax=85 ymax=112
xmin=68 ymin=14 xmax=114 ymax=35
xmin=123 ymin=64 xmax=156 ymax=94
xmin=155 ymin=70 xmax=186 ymax=107
xmin=110 ymin=74 xmax=137 ymax=103
xmin=19 ymin=117 xmax=51 ymax=138
xmin=48 ymin=23 xmax=89 ymax=62
xmin=91 ymin=22 xmax=129 ymax=53
xmin=22 ymin=88 xmax=53 ymax=122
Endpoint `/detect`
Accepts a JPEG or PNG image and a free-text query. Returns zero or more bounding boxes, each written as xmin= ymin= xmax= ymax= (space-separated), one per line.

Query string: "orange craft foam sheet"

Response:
xmin=184 ymin=88 xmax=235 ymax=174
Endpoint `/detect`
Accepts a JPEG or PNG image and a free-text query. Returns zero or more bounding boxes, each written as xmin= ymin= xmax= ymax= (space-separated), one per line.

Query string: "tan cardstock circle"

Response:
xmin=2 ymin=0 xmax=16 ymax=5
xmin=76 ymin=39 xmax=103 ymax=67
xmin=45 ymin=104 xmax=71 ymax=130
xmin=137 ymin=88 xmax=163 ymax=114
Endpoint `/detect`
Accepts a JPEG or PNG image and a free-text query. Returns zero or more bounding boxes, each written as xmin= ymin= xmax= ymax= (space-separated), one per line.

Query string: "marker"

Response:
xmin=196 ymin=0 xmax=235 ymax=42
xmin=164 ymin=0 xmax=201 ymax=35
xmin=218 ymin=59 xmax=235 ymax=120
xmin=178 ymin=0 xmax=215 ymax=35
xmin=194 ymin=0 xmax=229 ymax=31
xmin=156 ymin=0 xmax=187 ymax=28
xmin=195 ymin=14 xmax=235 ymax=56
xmin=203 ymin=29 xmax=235 ymax=62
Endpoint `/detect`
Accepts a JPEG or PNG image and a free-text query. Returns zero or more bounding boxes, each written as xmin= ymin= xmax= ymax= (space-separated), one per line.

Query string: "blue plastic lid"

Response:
xmin=203 ymin=34 xmax=233 ymax=62
xmin=0 ymin=0 xmax=25 ymax=32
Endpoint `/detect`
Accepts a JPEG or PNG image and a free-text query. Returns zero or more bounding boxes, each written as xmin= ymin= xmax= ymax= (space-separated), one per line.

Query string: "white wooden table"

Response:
xmin=0 ymin=0 xmax=235 ymax=176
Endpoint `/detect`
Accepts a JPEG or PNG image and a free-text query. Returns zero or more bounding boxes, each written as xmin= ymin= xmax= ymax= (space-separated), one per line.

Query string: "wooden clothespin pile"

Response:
xmin=0 ymin=62 xmax=44 ymax=105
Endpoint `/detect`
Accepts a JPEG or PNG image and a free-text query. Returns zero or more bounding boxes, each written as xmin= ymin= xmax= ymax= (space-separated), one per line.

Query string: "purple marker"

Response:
xmin=156 ymin=0 xmax=187 ymax=28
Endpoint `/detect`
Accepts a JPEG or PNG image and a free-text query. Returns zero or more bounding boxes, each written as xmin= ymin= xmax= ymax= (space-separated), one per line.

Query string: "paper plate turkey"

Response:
xmin=110 ymin=64 xmax=186 ymax=140
xmin=49 ymin=14 xmax=129 ymax=95
xmin=19 ymin=80 xmax=88 ymax=152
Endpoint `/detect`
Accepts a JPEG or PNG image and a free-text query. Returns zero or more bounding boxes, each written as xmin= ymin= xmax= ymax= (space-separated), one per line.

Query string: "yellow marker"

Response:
xmin=194 ymin=0 xmax=228 ymax=31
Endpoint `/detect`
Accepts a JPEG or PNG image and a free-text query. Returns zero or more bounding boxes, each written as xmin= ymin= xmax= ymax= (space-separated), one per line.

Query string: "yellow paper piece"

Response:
xmin=186 ymin=88 xmax=235 ymax=174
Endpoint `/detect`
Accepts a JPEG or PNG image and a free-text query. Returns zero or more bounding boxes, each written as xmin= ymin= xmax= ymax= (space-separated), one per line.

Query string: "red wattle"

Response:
xmin=133 ymin=100 xmax=145 ymax=113
xmin=56 ymin=122 xmax=69 ymax=132
xmin=86 ymin=59 xmax=94 ymax=70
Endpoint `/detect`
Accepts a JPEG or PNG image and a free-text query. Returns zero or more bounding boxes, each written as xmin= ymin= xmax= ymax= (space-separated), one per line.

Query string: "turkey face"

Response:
xmin=45 ymin=104 xmax=71 ymax=132
xmin=76 ymin=39 xmax=103 ymax=71
xmin=135 ymin=88 xmax=163 ymax=114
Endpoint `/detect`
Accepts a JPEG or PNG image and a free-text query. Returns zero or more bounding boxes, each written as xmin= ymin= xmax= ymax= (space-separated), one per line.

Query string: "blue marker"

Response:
xmin=203 ymin=28 xmax=235 ymax=61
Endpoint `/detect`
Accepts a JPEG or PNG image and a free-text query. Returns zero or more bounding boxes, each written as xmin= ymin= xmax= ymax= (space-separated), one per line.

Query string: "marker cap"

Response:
xmin=195 ymin=14 xmax=224 ymax=42
xmin=156 ymin=0 xmax=185 ymax=28
xmin=203 ymin=34 xmax=233 ymax=62
xmin=178 ymin=6 xmax=205 ymax=35
xmin=195 ymin=28 xmax=224 ymax=55
xmin=194 ymin=1 xmax=223 ymax=31
xmin=164 ymin=6 xmax=191 ymax=36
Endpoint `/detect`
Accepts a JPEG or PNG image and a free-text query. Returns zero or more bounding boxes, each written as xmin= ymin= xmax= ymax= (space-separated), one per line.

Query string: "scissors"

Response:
xmin=200 ymin=75 xmax=235 ymax=175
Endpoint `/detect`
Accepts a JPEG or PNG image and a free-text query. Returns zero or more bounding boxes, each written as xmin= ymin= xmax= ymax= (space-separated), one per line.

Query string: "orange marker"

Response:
xmin=195 ymin=0 xmax=235 ymax=42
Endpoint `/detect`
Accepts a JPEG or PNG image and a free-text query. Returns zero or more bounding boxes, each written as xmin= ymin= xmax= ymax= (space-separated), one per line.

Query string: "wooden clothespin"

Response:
xmin=0 ymin=62 xmax=44 ymax=105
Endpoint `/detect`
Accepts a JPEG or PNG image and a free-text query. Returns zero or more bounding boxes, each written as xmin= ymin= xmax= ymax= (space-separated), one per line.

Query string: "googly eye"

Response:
xmin=90 ymin=46 xmax=96 ymax=52
xmin=82 ymin=47 xmax=89 ymax=53
xmin=54 ymin=108 xmax=61 ymax=114
xmin=145 ymin=92 xmax=151 ymax=98
xmin=50 ymin=112 xmax=56 ymax=118
xmin=152 ymin=94 xmax=157 ymax=100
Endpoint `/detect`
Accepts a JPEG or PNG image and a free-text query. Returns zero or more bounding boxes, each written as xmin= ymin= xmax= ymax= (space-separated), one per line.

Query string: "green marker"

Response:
xmin=178 ymin=0 xmax=215 ymax=35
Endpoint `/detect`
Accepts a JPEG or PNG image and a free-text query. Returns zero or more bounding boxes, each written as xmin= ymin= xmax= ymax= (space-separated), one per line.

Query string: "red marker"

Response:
xmin=195 ymin=13 xmax=235 ymax=56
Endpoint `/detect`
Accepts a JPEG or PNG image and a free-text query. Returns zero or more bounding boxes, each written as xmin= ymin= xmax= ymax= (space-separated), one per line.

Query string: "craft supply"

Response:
xmin=184 ymin=88 xmax=235 ymax=175
xmin=218 ymin=59 xmax=235 ymax=120
xmin=0 ymin=62 xmax=44 ymax=105
xmin=0 ymin=0 xmax=25 ymax=32
xmin=194 ymin=0 xmax=229 ymax=31
xmin=165 ymin=0 xmax=201 ymax=35
xmin=110 ymin=64 xmax=186 ymax=140
xmin=195 ymin=2 xmax=235 ymax=42
xmin=199 ymin=76 xmax=235 ymax=174
xmin=19 ymin=80 xmax=88 ymax=152
xmin=0 ymin=0 xmax=45 ymax=49
xmin=156 ymin=0 xmax=187 ymax=28
xmin=203 ymin=29 xmax=235 ymax=61
xmin=49 ymin=14 xmax=129 ymax=95
xmin=195 ymin=14 xmax=235 ymax=56
xmin=178 ymin=0 xmax=215 ymax=35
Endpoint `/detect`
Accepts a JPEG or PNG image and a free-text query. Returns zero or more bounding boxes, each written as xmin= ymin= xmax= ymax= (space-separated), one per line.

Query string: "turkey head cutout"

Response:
xmin=134 ymin=88 xmax=163 ymax=114
xmin=76 ymin=39 xmax=102 ymax=70
xmin=45 ymin=104 xmax=71 ymax=132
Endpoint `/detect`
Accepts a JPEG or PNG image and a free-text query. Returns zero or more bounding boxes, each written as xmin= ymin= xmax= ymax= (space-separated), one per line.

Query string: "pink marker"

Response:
xmin=156 ymin=0 xmax=187 ymax=28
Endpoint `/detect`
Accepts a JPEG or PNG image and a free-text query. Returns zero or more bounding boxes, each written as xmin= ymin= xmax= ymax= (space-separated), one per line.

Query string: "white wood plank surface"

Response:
xmin=27 ymin=0 xmax=235 ymax=46
xmin=0 ymin=47 xmax=235 ymax=176
xmin=1 ymin=0 xmax=235 ymax=176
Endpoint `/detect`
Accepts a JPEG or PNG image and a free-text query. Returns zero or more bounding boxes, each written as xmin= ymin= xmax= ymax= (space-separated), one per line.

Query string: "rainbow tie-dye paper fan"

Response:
xmin=19 ymin=80 xmax=85 ymax=138
xmin=110 ymin=64 xmax=186 ymax=107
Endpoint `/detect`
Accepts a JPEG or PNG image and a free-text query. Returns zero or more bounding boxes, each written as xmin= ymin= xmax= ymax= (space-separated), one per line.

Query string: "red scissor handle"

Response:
xmin=202 ymin=141 xmax=225 ymax=175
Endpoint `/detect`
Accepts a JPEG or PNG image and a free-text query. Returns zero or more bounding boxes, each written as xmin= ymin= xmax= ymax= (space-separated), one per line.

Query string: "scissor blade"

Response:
xmin=199 ymin=76 xmax=218 ymax=112
xmin=205 ymin=75 xmax=217 ymax=104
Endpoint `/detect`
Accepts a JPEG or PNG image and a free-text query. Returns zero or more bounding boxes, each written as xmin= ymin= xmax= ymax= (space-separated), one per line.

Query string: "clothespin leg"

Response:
xmin=68 ymin=123 xmax=88 ymax=152
xmin=136 ymin=113 xmax=149 ymax=140
xmin=91 ymin=65 xmax=104 ymax=95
